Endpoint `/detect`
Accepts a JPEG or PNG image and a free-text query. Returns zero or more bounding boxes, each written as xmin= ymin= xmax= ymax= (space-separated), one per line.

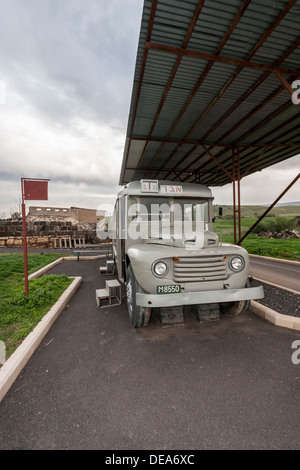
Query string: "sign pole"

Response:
xmin=21 ymin=178 xmax=29 ymax=295
xmin=21 ymin=177 xmax=50 ymax=296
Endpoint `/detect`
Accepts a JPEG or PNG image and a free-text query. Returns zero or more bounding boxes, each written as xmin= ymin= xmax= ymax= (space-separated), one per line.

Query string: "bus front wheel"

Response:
xmin=220 ymin=279 xmax=251 ymax=317
xmin=126 ymin=264 xmax=151 ymax=328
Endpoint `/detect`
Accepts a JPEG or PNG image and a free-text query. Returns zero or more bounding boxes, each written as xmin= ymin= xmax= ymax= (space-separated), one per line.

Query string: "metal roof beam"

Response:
xmin=275 ymin=71 xmax=300 ymax=105
xmin=121 ymin=0 xmax=300 ymax=187
xmin=132 ymin=0 xmax=205 ymax=180
xmin=121 ymin=0 xmax=158 ymax=182
xmin=189 ymin=89 xmax=300 ymax=186
xmin=132 ymin=136 xmax=300 ymax=149
xmin=142 ymin=0 xmax=252 ymax=178
xmin=183 ymin=81 xmax=300 ymax=181
xmin=201 ymin=145 xmax=233 ymax=181
xmin=170 ymin=70 xmax=299 ymax=180
xmin=199 ymin=145 xmax=299 ymax=187
xmin=143 ymin=0 xmax=299 ymax=180
xmin=215 ymin=111 xmax=300 ymax=176
xmin=150 ymin=39 xmax=300 ymax=177
xmin=191 ymin=142 xmax=299 ymax=187
xmin=187 ymin=139 xmax=297 ymax=186
xmin=232 ymin=101 xmax=291 ymax=146
xmin=240 ymin=147 xmax=268 ymax=179
xmin=145 ymin=42 xmax=300 ymax=77
xmin=198 ymin=36 xmax=300 ymax=145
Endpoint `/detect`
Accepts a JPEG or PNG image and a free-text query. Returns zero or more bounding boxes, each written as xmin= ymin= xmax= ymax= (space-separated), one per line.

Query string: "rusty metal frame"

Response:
xmin=162 ymin=39 xmax=300 ymax=185
xmin=129 ymin=0 xmax=205 ymax=180
xmin=121 ymin=0 xmax=300 ymax=244
xmin=137 ymin=0 xmax=300 ymax=181
xmin=122 ymin=0 xmax=158 ymax=175
xmin=145 ymin=41 xmax=300 ymax=77
xmin=194 ymin=111 xmax=300 ymax=187
xmin=136 ymin=0 xmax=253 ymax=179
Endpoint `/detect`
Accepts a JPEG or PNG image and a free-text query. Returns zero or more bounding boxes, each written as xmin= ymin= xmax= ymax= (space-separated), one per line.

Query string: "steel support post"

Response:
xmin=237 ymin=147 xmax=242 ymax=243
xmin=238 ymin=172 xmax=300 ymax=245
xmin=232 ymin=147 xmax=242 ymax=245
xmin=232 ymin=148 xmax=237 ymax=244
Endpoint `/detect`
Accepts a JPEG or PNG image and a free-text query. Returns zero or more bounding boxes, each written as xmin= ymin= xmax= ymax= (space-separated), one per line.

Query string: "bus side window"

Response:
xmin=119 ymin=196 xmax=126 ymax=239
xmin=128 ymin=197 xmax=138 ymax=221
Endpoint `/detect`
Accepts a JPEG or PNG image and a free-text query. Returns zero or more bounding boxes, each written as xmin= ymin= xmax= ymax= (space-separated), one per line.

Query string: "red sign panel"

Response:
xmin=23 ymin=180 xmax=48 ymax=200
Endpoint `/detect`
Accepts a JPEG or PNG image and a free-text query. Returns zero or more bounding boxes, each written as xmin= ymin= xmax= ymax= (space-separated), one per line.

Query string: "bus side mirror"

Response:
xmin=218 ymin=207 xmax=223 ymax=217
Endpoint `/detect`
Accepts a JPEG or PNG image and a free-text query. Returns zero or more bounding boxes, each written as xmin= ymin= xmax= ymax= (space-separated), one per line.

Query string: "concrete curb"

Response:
xmin=0 ymin=276 xmax=82 ymax=402
xmin=63 ymin=255 xmax=109 ymax=261
xmin=253 ymin=276 xmax=299 ymax=295
xmin=27 ymin=255 xmax=109 ymax=279
xmin=28 ymin=257 xmax=64 ymax=279
xmin=250 ymin=300 xmax=300 ymax=332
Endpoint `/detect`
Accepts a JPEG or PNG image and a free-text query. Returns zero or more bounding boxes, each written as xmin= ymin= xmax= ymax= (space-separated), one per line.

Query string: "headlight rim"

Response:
xmin=229 ymin=255 xmax=245 ymax=272
xmin=151 ymin=260 xmax=169 ymax=278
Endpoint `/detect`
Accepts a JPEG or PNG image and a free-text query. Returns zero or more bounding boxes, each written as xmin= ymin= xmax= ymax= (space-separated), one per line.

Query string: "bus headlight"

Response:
xmin=152 ymin=260 xmax=168 ymax=277
xmin=229 ymin=256 xmax=244 ymax=272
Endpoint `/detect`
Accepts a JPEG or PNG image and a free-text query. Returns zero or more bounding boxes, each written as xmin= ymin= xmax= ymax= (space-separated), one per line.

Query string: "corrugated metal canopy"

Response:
xmin=119 ymin=0 xmax=300 ymax=187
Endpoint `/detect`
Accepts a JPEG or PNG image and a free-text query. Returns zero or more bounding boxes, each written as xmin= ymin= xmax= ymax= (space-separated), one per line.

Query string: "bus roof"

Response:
xmin=117 ymin=180 xmax=213 ymax=199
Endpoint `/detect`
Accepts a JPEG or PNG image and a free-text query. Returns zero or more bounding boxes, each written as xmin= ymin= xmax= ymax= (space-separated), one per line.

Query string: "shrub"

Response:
xmin=253 ymin=216 xmax=296 ymax=234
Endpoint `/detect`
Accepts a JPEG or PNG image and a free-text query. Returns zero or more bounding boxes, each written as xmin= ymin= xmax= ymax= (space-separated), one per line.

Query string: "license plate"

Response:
xmin=157 ymin=285 xmax=181 ymax=294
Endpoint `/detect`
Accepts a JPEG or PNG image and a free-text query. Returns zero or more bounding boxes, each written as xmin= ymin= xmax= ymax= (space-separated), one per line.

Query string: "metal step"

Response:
xmin=96 ymin=288 xmax=110 ymax=307
xmin=99 ymin=259 xmax=115 ymax=275
xmin=96 ymin=279 xmax=121 ymax=308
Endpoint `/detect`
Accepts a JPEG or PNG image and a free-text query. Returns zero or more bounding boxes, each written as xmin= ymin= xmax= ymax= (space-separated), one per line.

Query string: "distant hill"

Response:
xmin=214 ymin=204 xmax=300 ymax=218
xmin=264 ymin=201 xmax=300 ymax=207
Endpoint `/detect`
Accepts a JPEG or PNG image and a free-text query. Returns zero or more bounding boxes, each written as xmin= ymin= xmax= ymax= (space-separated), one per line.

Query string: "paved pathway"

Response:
xmin=0 ymin=258 xmax=299 ymax=450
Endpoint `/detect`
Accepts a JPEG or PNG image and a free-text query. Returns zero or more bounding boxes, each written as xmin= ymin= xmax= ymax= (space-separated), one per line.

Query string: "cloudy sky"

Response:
xmin=0 ymin=0 xmax=299 ymax=218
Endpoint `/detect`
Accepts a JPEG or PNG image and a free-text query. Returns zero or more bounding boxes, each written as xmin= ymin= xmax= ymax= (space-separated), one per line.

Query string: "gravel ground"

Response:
xmin=251 ymin=279 xmax=300 ymax=318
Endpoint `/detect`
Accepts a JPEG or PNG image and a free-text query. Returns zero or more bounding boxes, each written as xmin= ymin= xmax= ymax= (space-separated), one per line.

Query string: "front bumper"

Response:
xmin=136 ymin=285 xmax=264 ymax=308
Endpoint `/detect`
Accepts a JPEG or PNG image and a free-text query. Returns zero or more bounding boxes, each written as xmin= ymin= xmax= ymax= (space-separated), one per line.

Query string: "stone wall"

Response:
xmin=0 ymin=219 xmax=100 ymax=248
xmin=0 ymin=235 xmax=70 ymax=248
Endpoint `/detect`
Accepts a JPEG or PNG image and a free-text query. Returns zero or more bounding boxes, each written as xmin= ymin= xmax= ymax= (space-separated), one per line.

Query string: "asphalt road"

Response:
xmin=249 ymin=256 xmax=300 ymax=293
xmin=0 ymin=258 xmax=300 ymax=450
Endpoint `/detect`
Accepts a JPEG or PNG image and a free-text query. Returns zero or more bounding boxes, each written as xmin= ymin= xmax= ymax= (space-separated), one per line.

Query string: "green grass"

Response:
xmin=214 ymin=216 xmax=300 ymax=261
xmin=214 ymin=204 xmax=300 ymax=219
xmin=218 ymin=233 xmax=300 ymax=260
xmin=242 ymin=236 xmax=299 ymax=260
xmin=0 ymin=253 xmax=72 ymax=361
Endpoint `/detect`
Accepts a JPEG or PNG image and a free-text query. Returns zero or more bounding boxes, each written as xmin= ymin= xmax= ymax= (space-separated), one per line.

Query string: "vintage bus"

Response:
xmin=112 ymin=180 xmax=264 ymax=327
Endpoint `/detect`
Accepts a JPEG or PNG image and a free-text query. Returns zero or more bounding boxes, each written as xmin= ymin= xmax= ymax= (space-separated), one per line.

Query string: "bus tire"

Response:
xmin=126 ymin=264 xmax=151 ymax=328
xmin=220 ymin=279 xmax=251 ymax=317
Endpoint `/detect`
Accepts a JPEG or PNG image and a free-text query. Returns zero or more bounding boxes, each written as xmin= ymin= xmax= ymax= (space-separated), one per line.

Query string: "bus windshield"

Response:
xmin=128 ymin=197 xmax=209 ymax=223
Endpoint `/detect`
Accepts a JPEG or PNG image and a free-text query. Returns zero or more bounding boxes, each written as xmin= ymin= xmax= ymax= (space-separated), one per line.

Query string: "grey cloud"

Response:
xmin=0 ymin=0 xmax=297 ymax=217
xmin=0 ymin=0 xmax=142 ymax=126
